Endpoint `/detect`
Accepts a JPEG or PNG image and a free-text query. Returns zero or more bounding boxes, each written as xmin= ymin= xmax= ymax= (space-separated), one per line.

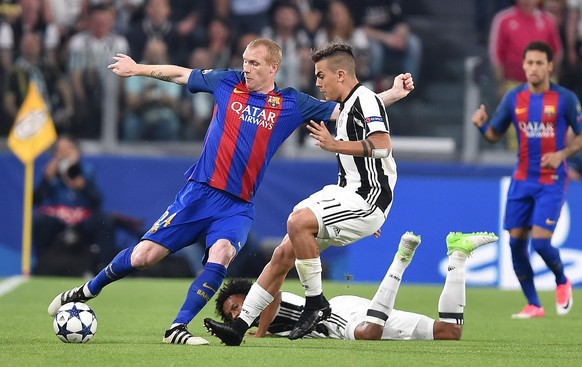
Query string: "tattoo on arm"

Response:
xmin=150 ymin=71 xmax=171 ymax=82
xmin=361 ymin=140 xmax=369 ymax=157
xmin=367 ymin=139 xmax=376 ymax=151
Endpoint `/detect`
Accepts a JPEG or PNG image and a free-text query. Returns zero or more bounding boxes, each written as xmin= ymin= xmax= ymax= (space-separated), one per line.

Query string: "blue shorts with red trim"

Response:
xmin=142 ymin=181 xmax=254 ymax=258
xmin=504 ymin=179 xmax=566 ymax=231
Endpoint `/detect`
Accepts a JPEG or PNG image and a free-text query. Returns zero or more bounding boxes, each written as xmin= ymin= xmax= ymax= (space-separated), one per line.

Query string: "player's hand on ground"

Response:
xmin=107 ymin=53 xmax=138 ymax=77
xmin=307 ymin=120 xmax=337 ymax=152
xmin=246 ymin=330 xmax=259 ymax=338
xmin=471 ymin=104 xmax=488 ymax=127
xmin=373 ymin=229 xmax=381 ymax=238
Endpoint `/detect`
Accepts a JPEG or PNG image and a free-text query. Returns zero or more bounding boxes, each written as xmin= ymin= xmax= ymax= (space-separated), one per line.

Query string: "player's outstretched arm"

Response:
xmin=107 ymin=53 xmax=193 ymax=85
xmin=328 ymin=73 xmax=414 ymax=120
xmin=378 ymin=73 xmax=415 ymax=107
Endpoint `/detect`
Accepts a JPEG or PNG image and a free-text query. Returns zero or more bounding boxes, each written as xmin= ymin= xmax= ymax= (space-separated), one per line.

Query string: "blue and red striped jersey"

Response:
xmin=184 ymin=69 xmax=336 ymax=201
xmin=490 ymin=83 xmax=582 ymax=183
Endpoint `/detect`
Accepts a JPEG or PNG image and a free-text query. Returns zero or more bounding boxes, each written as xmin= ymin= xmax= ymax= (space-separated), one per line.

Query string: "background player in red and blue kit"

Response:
xmin=47 ymin=38 xmax=415 ymax=344
xmin=473 ymin=41 xmax=582 ymax=319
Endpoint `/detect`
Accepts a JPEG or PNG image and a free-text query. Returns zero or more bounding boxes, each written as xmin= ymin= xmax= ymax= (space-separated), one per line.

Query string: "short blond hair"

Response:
xmin=247 ymin=38 xmax=282 ymax=66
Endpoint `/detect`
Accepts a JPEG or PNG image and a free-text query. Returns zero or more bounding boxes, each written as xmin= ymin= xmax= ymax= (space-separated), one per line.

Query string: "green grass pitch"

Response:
xmin=1 ymin=277 xmax=580 ymax=367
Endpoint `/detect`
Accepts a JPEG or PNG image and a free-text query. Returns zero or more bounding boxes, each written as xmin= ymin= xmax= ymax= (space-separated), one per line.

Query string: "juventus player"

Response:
xmin=208 ymin=232 xmax=498 ymax=342
xmin=204 ymin=42 xmax=412 ymax=344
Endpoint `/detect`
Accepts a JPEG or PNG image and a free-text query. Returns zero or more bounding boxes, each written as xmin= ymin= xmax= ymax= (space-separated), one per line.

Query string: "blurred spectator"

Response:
xmin=111 ymin=0 xmax=144 ymax=35
xmin=0 ymin=0 xmax=60 ymax=70
xmin=545 ymin=0 xmax=568 ymax=44
xmin=3 ymin=32 xmax=73 ymax=131
xmin=181 ymin=47 xmax=214 ymax=141
xmin=215 ymin=0 xmax=275 ymax=36
xmin=205 ymin=17 xmax=231 ymax=69
xmin=262 ymin=1 xmax=311 ymax=90
xmin=0 ymin=0 xmax=21 ymax=24
xmin=125 ymin=0 xmax=181 ymax=64
xmin=562 ymin=0 xmax=582 ymax=98
xmin=47 ymin=0 xmax=86 ymax=36
xmin=229 ymin=31 xmax=259 ymax=68
xmin=292 ymin=0 xmax=327 ymax=43
xmin=68 ymin=2 xmax=128 ymax=139
xmin=489 ymin=0 xmax=563 ymax=99
xmin=314 ymin=0 xmax=371 ymax=83
xmin=474 ymin=0 xmax=513 ymax=44
xmin=566 ymin=0 xmax=582 ymax=66
xmin=169 ymin=0 xmax=214 ymax=62
xmin=122 ymin=38 xmax=181 ymax=141
xmin=33 ymin=134 xmax=116 ymax=276
xmin=45 ymin=0 xmax=87 ymax=70
xmin=349 ymin=0 xmax=422 ymax=88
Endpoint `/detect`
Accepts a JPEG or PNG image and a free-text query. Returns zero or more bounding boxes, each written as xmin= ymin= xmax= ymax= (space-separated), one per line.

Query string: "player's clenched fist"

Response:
xmin=471 ymin=104 xmax=488 ymax=127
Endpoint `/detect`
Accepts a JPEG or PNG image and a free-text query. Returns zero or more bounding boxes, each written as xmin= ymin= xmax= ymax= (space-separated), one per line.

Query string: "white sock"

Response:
xmin=295 ymin=257 xmax=322 ymax=297
xmin=365 ymin=252 xmax=410 ymax=326
xmin=438 ymin=253 xmax=467 ymax=324
xmin=82 ymin=283 xmax=95 ymax=297
xmin=238 ymin=283 xmax=274 ymax=326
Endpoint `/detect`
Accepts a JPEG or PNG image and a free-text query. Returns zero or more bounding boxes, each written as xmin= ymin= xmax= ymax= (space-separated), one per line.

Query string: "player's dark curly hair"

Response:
xmin=522 ymin=41 xmax=553 ymax=62
xmin=214 ymin=278 xmax=253 ymax=322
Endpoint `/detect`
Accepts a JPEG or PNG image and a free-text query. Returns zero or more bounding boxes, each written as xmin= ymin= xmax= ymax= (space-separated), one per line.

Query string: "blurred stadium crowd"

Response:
xmin=1 ymin=0 xmax=581 ymax=153
xmin=0 ymin=0 xmax=422 ymax=143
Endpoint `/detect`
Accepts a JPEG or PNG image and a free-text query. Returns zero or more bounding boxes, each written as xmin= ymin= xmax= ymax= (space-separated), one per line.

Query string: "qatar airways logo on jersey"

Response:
xmin=231 ymin=101 xmax=275 ymax=130
xmin=518 ymin=120 xmax=555 ymax=138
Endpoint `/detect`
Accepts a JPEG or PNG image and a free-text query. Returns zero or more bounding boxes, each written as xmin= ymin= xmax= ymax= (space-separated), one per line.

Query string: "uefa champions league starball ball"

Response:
xmin=53 ymin=302 xmax=97 ymax=343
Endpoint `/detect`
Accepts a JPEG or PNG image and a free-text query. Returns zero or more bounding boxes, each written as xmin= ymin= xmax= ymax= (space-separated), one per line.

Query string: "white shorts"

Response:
xmin=323 ymin=296 xmax=435 ymax=341
xmin=293 ymin=185 xmax=387 ymax=249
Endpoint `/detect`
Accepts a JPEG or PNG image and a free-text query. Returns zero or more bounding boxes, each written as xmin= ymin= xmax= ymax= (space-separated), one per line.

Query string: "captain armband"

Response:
xmin=371 ymin=149 xmax=389 ymax=158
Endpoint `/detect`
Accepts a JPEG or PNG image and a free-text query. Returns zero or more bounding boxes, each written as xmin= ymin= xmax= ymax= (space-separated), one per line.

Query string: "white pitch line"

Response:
xmin=0 ymin=275 xmax=28 ymax=297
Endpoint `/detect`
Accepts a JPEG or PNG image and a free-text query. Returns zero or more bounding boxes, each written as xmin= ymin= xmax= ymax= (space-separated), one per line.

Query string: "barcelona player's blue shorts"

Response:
xmin=142 ymin=180 xmax=254 ymax=259
xmin=504 ymin=179 xmax=566 ymax=231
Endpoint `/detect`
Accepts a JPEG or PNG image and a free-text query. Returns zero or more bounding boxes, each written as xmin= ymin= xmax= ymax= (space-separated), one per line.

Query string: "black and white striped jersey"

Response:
xmin=335 ymin=83 xmax=397 ymax=214
xmin=256 ymin=293 xmax=434 ymax=341
xmin=263 ymin=292 xmax=347 ymax=339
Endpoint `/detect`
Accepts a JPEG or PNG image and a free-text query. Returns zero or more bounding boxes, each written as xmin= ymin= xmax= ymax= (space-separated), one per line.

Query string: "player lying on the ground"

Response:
xmin=206 ymin=231 xmax=498 ymax=342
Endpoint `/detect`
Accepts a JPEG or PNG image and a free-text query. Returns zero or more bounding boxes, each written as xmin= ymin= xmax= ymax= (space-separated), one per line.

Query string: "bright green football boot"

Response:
xmin=445 ymin=232 xmax=499 ymax=256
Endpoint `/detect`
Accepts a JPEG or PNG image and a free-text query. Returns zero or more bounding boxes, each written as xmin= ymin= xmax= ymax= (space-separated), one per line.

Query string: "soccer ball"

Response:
xmin=53 ymin=302 xmax=97 ymax=343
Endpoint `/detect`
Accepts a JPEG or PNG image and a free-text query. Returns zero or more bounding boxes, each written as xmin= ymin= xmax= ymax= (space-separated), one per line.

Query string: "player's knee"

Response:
xmin=207 ymin=240 xmax=237 ymax=265
xmin=354 ymin=322 xmax=383 ymax=340
xmin=287 ymin=209 xmax=316 ymax=236
xmin=271 ymin=243 xmax=295 ymax=271
xmin=131 ymin=241 xmax=168 ymax=269
xmin=286 ymin=210 xmax=304 ymax=235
